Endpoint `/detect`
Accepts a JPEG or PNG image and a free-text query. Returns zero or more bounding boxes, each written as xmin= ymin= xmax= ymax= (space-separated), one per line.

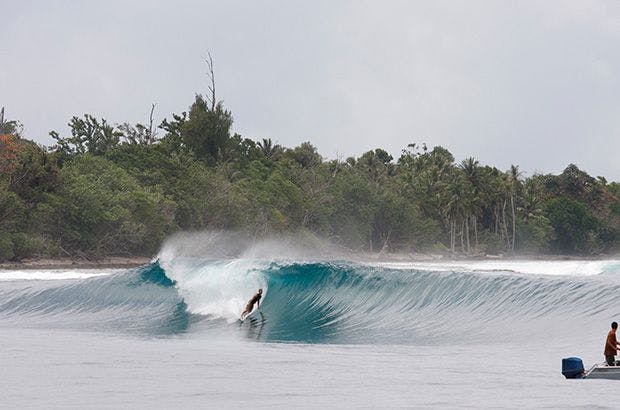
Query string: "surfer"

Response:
xmin=241 ymin=289 xmax=262 ymax=319
xmin=604 ymin=321 xmax=620 ymax=366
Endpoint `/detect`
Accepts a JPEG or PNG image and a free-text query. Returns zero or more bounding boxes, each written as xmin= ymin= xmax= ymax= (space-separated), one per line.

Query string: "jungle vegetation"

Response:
xmin=0 ymin=88 xmax=618 ymax=261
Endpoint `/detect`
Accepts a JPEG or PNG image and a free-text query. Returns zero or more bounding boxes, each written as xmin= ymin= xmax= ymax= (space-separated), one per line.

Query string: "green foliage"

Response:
xmin=1 ymin=98 xmax=618 ymax=262
xmin=327 ymin=167 xmax=378 ymax=250
xmin=610 ymin=182 xmax=620 ymax=217
xmin=236 ymin=161 xmax=305 ymax=233
xmin=544 ymin=197 xmax=598 ymax=253
xmin=181 ymin=96 xmax=233 ymax=164
xmin=0 ymin=107 xmax=21 ymax=136
xmin=285 ymin=142 xmax=322 ymax=169
xmin=104 ymin=143 xmax=193 ymax=190
xmin=257 ymin=138 xmax=283 ymax=159
xmin=10 ymin=233 xmax=48 ymax=259
xmin=516 ymin=215 xmax=554 ymax=253
xmin=9 ymin=140 xmax=60 ymax=204
xmin=57 ymin=155 xmax=174 ymax=256
xmin=51 ymin=114 xmax=123 ymax=160
xmin=222 ymin=133 xmax=262 ymax=167
xmin=0 ymin=181 xmax=25 ymax=232
xmin=171 ymin=162 xmax=238 ymax=229
xmin=0 ymin=231 xmax=14 ymax=260
xmin=372 ymin=189 xmax=439 ymax=252
xmin=117 ymin=104 xmax=159 ymax=146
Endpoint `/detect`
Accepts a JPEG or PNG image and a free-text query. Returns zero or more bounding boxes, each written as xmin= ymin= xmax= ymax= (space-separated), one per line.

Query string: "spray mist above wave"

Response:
xmin=155 ymin=231 xmax=344 ymax=321
xmin=156 ymin=230 xmax=410 ymax=323
xmin=156 ymin=230 xmax=347 ymax=261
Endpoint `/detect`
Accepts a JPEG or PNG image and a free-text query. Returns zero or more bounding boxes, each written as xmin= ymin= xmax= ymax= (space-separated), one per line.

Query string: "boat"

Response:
xmin=562 ymin=357 xmax=620 ymax=380
xmin=583 ymin=363 xmax=620 ymax=380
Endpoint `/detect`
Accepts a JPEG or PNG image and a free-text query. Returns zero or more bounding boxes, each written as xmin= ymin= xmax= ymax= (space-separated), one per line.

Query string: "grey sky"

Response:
xmin=2 ymin=0 xmax=619 ymax=180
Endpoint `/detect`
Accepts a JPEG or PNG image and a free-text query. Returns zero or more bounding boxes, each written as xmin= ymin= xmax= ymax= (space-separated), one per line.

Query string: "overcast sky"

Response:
xmin=2 ymin=0 xmax=619 ymax=180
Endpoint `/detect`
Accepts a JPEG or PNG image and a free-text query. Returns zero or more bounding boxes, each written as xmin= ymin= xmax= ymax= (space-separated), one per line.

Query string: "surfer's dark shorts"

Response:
xmin=606 ymin=355 xmax=615 ymax=366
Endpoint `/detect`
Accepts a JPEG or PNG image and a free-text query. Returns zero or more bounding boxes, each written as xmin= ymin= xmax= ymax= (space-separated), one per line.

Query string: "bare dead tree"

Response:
xmin=0 ymin=107 xmax=21 ymax=135
xmin=205 ymin=52 xmax=216 ymax=111
xmin=148 ymin=103 xmax=157 ymax=143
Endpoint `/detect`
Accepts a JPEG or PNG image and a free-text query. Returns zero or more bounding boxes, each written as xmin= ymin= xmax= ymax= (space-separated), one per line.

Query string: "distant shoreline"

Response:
xmin=0 ymin=257 xmax=153 ymax=270
xmin=1 ymin=253 xmax=617 ymax=271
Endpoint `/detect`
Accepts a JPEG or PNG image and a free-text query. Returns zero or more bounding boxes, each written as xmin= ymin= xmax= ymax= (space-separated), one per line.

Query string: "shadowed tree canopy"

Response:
xmin=286 ymin=142 xmax=322 ymax=168
xmin=181 ymin=95 xmax=233 ymax=165
xmin=545 ymin=197 xmax=598 ymax=253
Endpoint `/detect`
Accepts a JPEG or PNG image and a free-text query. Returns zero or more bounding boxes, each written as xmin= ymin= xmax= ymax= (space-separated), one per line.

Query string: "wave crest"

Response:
xmin=2 ymin=251 xmax=620 ymax=343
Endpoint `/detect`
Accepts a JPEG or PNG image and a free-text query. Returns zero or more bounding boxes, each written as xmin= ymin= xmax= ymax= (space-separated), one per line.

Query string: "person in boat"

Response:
xmin=604 ymin=321 xmax=620 ymax=366
xmin=241 ymin=289 xmax=262 ymax=319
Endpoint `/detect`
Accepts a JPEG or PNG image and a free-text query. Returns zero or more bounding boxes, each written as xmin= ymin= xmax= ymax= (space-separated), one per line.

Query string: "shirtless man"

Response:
xmin=605 ymin=321 xmax=620 ymax=366
xmin=241 ymin=289 xmax=262 ymax=319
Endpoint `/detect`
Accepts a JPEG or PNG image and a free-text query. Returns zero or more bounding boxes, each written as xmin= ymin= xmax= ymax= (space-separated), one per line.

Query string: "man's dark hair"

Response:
xmin=612 ymin=322 xmax=618 ymax=329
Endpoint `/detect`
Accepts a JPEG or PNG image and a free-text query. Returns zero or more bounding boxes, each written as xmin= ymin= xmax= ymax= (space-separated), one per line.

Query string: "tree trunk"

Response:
xmin=460 ymin=219 xmax=465 ymax=253
xmin=380 ymin=230 xmax=392 ymax=254
xmin=449 ymin=220 xmax=453 ymax=253
xmin=502 ymin=200 xmax=510 ymax=250
xmin=473 ymin=216 xmax=478 ymax=251
xmin=510 ymin=193 xmax=516 ymax=253
xmin=453 ymin=220 xmax=456 ymax=253
xmin=465 ymin=216 xmax=470 ymax=254
xmin=450 ymin=219 xmax=456 ymax=254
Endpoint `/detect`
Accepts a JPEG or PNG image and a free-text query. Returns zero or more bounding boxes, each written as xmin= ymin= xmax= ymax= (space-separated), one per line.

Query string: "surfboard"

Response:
xmin=239 ymin=306 xmax=259 ymax=322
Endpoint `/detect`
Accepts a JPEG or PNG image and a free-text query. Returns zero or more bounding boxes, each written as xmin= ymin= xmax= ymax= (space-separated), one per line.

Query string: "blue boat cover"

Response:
xmin=562 ymin=357 xmax=584 ymax=379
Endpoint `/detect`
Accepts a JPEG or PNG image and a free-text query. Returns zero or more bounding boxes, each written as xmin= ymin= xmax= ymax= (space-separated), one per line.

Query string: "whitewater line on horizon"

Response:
xmin=370 ymin=259 xmax=620 ymax=277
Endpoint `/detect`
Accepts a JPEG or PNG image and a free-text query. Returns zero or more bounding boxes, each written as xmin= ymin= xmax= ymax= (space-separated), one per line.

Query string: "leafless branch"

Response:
xmin=205 ymin=52 xmax=216 ymax=111
xmin=148 ymin=103 xmax=157 ymax=143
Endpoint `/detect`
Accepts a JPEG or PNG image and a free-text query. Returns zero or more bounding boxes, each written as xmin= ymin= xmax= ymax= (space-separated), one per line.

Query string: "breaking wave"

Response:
xmin=1 ymin=249 xmax=619 ymax=344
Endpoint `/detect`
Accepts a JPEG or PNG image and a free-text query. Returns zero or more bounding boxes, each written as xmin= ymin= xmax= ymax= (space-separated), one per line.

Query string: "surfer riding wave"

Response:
xmin=241 ymin=289 xmax=262 ymax=320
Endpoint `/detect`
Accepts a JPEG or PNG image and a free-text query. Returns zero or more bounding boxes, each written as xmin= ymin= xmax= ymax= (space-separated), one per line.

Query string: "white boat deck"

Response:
xmin=585 ymin=363 xmax=620 ymax=380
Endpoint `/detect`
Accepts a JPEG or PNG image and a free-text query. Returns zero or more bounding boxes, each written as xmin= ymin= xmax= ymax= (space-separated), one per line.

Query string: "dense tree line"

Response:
xmin=0 ymin=97 xmax=618 ymax=261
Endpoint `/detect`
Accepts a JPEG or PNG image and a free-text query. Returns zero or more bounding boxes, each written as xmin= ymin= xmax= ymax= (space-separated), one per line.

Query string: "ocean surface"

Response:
xmin=2 ymin=239 xmax=620 ymax=408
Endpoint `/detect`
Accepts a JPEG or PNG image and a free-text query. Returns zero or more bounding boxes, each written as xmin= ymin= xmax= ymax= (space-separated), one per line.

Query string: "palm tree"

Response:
xmin=443 ymin=171 xmax=472 ymax=254
xmin=257 ymin=138 xmax=282 ymax=158
xmin=460 ymin=158 xmax=481 ymax=252
xmin=460 ymin=157 xmax=480 ymax=183
xmin=508 ymin=165 xmax=522 ymax=252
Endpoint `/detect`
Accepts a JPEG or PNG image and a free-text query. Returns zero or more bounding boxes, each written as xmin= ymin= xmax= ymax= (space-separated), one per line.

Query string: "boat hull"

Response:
xmin=585 ymin=364 xmax=620 ymax=380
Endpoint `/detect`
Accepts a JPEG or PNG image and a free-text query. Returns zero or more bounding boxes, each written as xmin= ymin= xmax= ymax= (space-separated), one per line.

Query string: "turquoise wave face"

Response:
xmin=1 ymin=259 xmax=620 ymax=344
xmin=256 ymin=261 xmax=620 ymax=343
xmin=0 ymin=262 xmax=190 ymax=335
